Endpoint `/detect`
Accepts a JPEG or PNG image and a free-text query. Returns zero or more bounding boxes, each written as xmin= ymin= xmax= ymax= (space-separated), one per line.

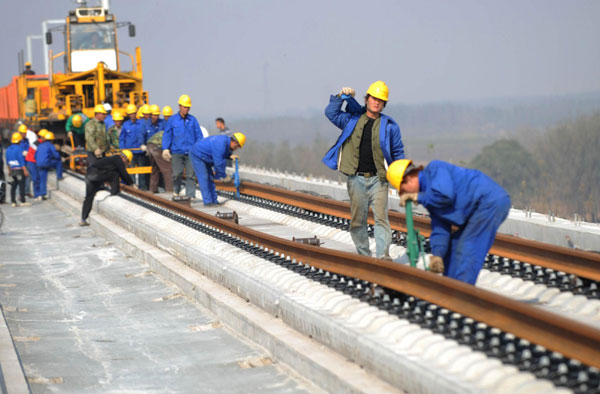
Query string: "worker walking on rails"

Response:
xmin=5 ymin=132 xmax=31 ymax=207
xmin=85 ymin=104 xmax=110 ymax=165
xmin=190 ymin=133 xmax=245 ymax=206
xmin=162 ymin=94 xmax=203 ymax=198
xmin=387 ymin=159 xmax=511 ymax=285
xmin=80 ymin=150 xmax=135 ymax=226
xmin=120 ymin=103 xmax=148 ymax=190
xmin=323 ymin=81 xmax=405 ymax=260
xmin=35 ymin=131 xmax=63 ymax=199
xmin=66 ymin=112 xmax=89 ymax=148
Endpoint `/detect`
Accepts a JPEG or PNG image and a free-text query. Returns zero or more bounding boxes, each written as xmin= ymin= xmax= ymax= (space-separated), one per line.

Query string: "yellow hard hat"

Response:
xmin=112 ymin=111 xmax=124 ymax=121
xmin=38 ymin=129 xmax=49 ymax=138
xmin=94 ymin=104 xmax=107 ymax=114
xmin=366 ymin=80 xmax=389 ymax=102
xmin=25 ymin=61 xmax=31 ymax=67
xmin=18 ymin=124 xmax=27 ymax=133
xmin=141 ymin=104 xmax=151 ymax=114
xmin=232 ymin=132 xmax=246 ymax=148
xmin=126 ymin=103 xmax=138 ymax=114
xmin=137 ymin=107 xmax=144 ymax=119
xmin=178 ymin=94 xmax=192 ymax=107
xmin=150 ymin=104 xmax=160 ymax=115
xmin=72 ymin=114 xmax=83 ymax=128
xmin=11 ymin=132 xmax=23 ymax=144
xmin=386 ymin=159 xmax=414 ymax=191
xmin=162 ymin=105 xmax=173 ymax=117
xmin=44 ymin=131 xmax=55 ymax=140
xmin=121 ymin=149 xmax=133 ymax=162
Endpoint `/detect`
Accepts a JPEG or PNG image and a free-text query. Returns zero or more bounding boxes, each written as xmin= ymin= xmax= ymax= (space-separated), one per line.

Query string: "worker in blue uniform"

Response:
xmin=162 ymin=94 xmax=203 ymax=198
xmin=387 ymin=159 xmax=511 ymax=285
xmin=5 ymin=132 xmax=30 ymax=206
xmin=35 ymin=131 xmax=63 ymax=199
xmin=120 ymin=103 xmax=148 ymax=190
xmin=143 ymin=104 xmax=164 ymax=144
xmin=189 ymin=133 xmax=246 ymax=206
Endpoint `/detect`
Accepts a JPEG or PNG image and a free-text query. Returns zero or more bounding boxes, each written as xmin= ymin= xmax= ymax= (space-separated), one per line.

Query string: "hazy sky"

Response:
xmin=1 ymin=0 xmax=599 ymax=120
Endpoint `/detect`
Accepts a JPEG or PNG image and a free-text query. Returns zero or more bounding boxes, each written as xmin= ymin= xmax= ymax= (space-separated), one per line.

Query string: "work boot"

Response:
xmin=79 ymin=220 xmax=89 ymax=227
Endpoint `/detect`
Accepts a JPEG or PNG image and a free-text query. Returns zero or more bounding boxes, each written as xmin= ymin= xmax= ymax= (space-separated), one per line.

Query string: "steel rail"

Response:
xmin=216 ymin=180 xmax=600 ymax=281
xmin=123 ymin=185 xmax=600 ymax=368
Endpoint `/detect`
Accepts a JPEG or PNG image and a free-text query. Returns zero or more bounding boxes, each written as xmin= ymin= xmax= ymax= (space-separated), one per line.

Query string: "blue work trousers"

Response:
xmin=190 ymin=156 xmax=218 ymax=205
xmin=38 ymin=159 xmax=63 ymax=196
xmin=172 ymin=153 xmax=196 ymax=198
xmin=442 ymin=195 xmax=511 ymax=284
xmin=347 ymin=175 xmax=391 ymax=259
xmin=26 ymin=162 xmax=41 ymax=198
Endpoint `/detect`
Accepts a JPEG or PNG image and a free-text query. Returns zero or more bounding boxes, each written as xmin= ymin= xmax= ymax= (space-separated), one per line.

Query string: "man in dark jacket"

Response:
xmin=80 ymin=150 xmax=135 ymax=226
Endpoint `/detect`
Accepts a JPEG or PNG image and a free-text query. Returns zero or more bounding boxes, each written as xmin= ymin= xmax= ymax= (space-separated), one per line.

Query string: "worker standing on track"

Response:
xmin=190 ymin=133 xmax=245 ymax=206
xmin=323 ymin=81 xmax=405 ymax=260
xmin=5 ymin=132 xmax=31 ymax=207
xmin=144 ymin=105 xmax=164 ymax=143
xmin=36 ymin=131 xmax=63 ymax=199
xmin=85 ymin=104 xmax=109 ymax=165
xmin=387 ymin=159 xmax=511 ymax=285
xmin=66 ymin=112 xmax=89 ymax=148
xmin=107 ymin=111 xmax=124 ymax=150
xmin=146 ymin=130 xmax=173 ymax=194
xmin=120 ymin=103 xmax=148 ymax=190
xmin=80 ymin=150 xmax=135 ymax=226
xmin=162 ymin=94 xmax=203 ymax=198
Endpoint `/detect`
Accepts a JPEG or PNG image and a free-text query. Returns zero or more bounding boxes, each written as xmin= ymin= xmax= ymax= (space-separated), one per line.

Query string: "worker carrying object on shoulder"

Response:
xmin=386 ymin=159 xmax=511 ymax=285
xmin=80 ymin=150 xmax=135 ymax=226
xmin=189 ymin=133 xmax=245 ymax=206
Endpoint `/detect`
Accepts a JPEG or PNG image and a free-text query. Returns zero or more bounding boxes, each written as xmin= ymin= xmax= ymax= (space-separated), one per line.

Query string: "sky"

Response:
xmin=1 ymin=0 xmax=599 ymax=120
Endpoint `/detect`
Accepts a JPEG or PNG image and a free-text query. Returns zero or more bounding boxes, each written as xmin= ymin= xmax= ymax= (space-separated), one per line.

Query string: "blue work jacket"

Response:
xmin=418 ymin=160 xmax=510 ymax=257
xmin=19 ymin=139 xmax=29 ymax=155
xmin=144 ymin=119 xmax=164 ymax=143
xmin=104 ymin=114 xmax=114 ymax=130
xmin=162 ymin=113 xmax=202 ymax=154
xmin=120 ymin=119 xmax=146 ymax=155
xmin=322 ymin=95 xmax=404 ymax=171
xmin=6 ymin=144 xmax=26 ymax=169
xmin=35 ymin=141 xmax=60 ymax=167
xmin=190 ymin=135 xmax=232 ymax=179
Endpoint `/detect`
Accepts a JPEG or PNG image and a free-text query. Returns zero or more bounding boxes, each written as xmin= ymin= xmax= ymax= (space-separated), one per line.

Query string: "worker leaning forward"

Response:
xmin=80 ymin=150 xmax=135 ymax=226
xmin=189 ymin=133 xmax=245 ymax=206
xmin=66 ymin=112 xmax=89 ymax=148
xmin=85 ymin=104 xmax=110 ymax=165
xmin=323 ymin=81 xmax=405 ymax=259
xmin=120 ymin=104 xmax=148 ymax=190
xmin=387 ymin=160 xmax=511 ymax=285
xmin=162 ymin=94 xmax=203 ymax=198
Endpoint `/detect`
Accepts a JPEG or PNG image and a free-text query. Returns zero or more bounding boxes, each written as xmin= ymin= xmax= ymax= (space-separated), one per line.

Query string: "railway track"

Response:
xmin=63 ymin=172 xmax=600 ymax=391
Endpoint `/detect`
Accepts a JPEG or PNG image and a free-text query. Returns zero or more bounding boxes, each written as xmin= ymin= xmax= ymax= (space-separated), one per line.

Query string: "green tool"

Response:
xmin=405 ymin=200 xmax=428 ymax=270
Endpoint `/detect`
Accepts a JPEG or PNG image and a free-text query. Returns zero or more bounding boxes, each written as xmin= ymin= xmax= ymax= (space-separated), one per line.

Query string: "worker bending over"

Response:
xmin=387 ymin=159 xmax=511 ymax=285
xmin=35 ymin=131 xmax=63 ymax=199
xmin=80 ymin=150 xmax=135 ymax=226
xmin=190 ymin=133 xmax=245 ymax=206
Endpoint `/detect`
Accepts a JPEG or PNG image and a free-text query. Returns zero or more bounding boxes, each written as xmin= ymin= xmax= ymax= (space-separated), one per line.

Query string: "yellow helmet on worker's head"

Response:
xmin=366 ymin=80 xmax=389 ymax=102
xmin=11 ymin=132 xmax=23 ymax=144
xmin=18 ymin=124 xmax=27 ymax=133
xmin=121 ymin=149 xmax=133 ymax=162
xmin=72 ymin=114 xmax=83 ymax=128
xmin=232 ymin=132 xmax=246 ymax=148
xmin=178 ymin=94 xmax=191 ymax=107
xmin=386 ymin=159 xmax=416 ymax=191
xmin=44 ymin=131 xmax=55 ymax=141
xmin=94 ymin=104 xmax=107 ymax=114
xmin=25 ymin=61 xmax=31 ymax=67
xmin=38 ymin=129 xmax=49 ymax=138
xmin=112 ymin=110 xmax=124 ymax=121
xmin=150 ymin=104 xmax=160 ymax=115
xmin=141 ymin=104 xmax=151 ymax=115
xmin=126 ymin=103 xmax=137 ymax=115
xmin=162 ymin=105 xmax=173 ymax=117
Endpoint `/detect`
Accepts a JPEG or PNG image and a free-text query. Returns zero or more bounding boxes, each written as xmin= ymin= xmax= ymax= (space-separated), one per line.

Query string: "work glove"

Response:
xmin=141 ymin=144 xmax=147 ymax=152
xmin=428 ymin=255 xmax=444 ymax=274
xmin=222 ymin=175 xmax=232 ymax=183
xmin=230 ymin=154 xmax=239 ymax=161
xmin=399 ymin=192 xmax=419 ymax=207
xmin=162 ymin=149 xmax=171 ymax=161
xmin=67 ymin=131 xmax=73 ymax=137
xmin=338 ymin=87 xmax=355 ymax=97
xmin=22 ymin=150 xmax=27 ymax=156
xmin=94 ymin=148 xmax=103 ymax=158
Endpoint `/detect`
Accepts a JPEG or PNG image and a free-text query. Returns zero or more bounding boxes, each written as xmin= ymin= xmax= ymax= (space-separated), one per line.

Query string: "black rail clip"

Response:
xmin=216 ymin=211 xmax=239 ymax=224
xmin=172 ymin=196 xmax=191 ymax=207
xmin=292 ymin=236 xmax=323 ymax=246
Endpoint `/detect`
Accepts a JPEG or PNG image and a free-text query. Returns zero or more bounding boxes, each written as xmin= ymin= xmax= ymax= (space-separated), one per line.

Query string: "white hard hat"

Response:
xmin=103 ymin=103 xmax=112 ymax=112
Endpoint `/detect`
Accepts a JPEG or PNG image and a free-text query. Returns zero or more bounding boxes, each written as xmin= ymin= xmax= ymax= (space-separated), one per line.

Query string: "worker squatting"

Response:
xmin=5 ymin=82 xmax=510 ymax=286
